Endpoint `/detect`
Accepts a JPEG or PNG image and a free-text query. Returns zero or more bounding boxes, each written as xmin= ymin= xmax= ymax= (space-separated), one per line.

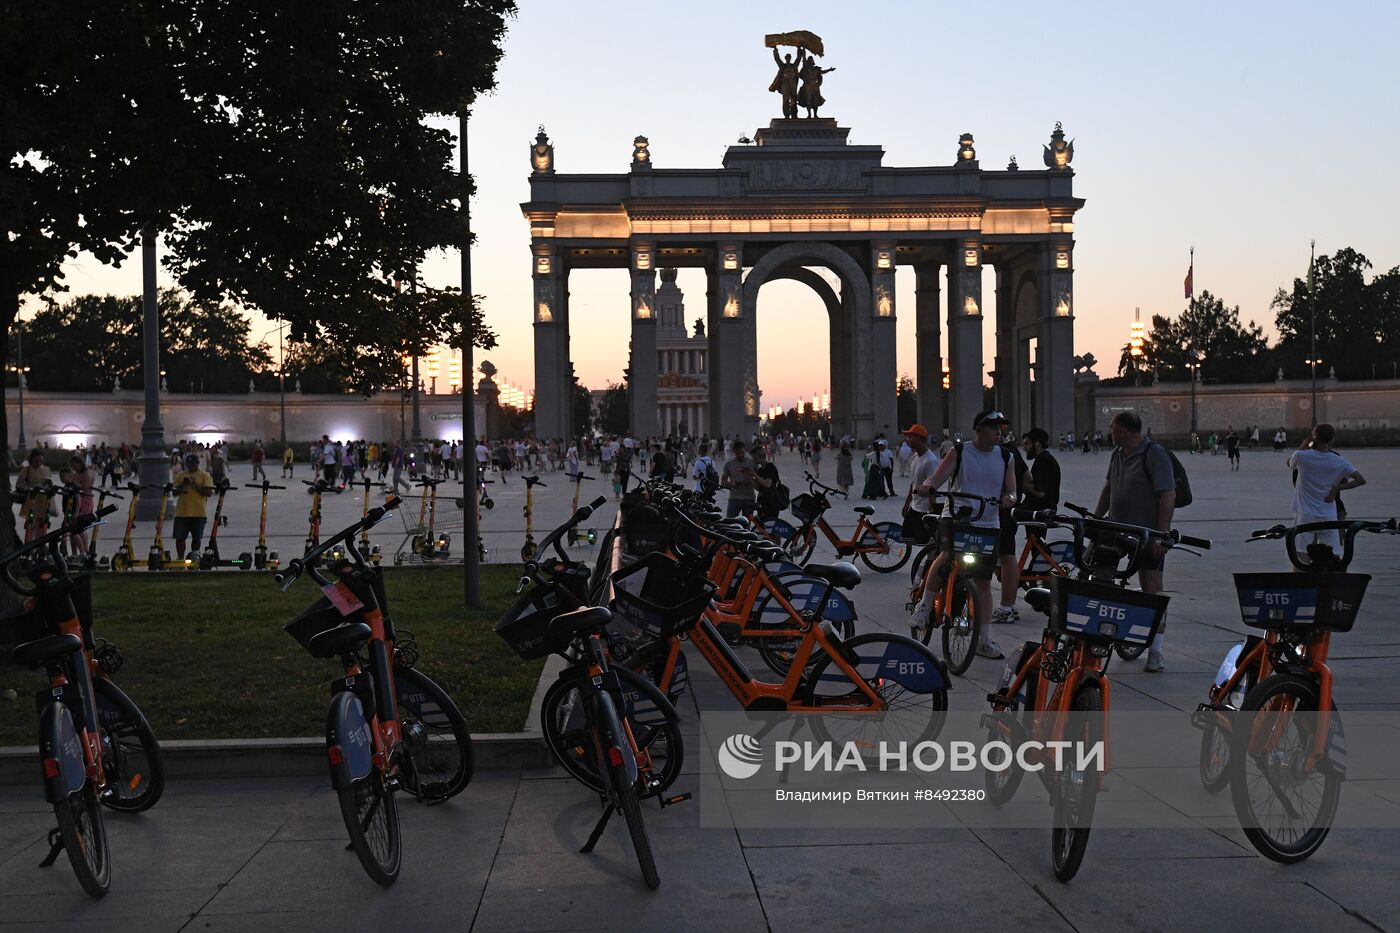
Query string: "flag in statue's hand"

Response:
xmin=765 ymin=31 xmax=824 ymax=56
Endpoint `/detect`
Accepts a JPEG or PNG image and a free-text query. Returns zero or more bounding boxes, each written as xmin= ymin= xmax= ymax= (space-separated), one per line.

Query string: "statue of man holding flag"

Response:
xmin=766 ymin=31 xmax=826 ymax=119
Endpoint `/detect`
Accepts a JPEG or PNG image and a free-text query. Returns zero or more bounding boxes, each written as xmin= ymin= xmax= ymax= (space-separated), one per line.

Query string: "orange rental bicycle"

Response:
xmin=783 ymin=472 xmax=910 ymax=572
xmin=1223 ymin=517 xmax=1397 ymax=863
xmin=984 ymin=504 xmax=1208 ymax=882
xmin=907 ymin=491 xmax=1002 ymax=676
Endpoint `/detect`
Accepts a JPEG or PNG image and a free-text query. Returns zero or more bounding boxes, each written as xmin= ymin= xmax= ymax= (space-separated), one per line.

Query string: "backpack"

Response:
xmin=1134 ymin=440 xmax=1193 ymax=509
xmin=695 ymin=456 xmax=719 ymax=490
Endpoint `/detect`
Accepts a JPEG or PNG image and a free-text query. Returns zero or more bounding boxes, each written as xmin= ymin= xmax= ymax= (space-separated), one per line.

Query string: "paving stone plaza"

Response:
xmin=3 ymin=448 xmax=1398 ymax=931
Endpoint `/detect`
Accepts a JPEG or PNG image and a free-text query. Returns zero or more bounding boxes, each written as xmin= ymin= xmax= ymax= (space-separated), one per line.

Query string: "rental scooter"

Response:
xmin=332 ymin=475 xmax=385 ymax=566
xmin=302 ymin=478 xmax=341 ymax=556
xmin=520 ymin=474 xmax=546 ymax=560
xmin=199 ymin=479 xmax=252 ymax=569
xmin=245 ymin=479 xmax=284 ymax=570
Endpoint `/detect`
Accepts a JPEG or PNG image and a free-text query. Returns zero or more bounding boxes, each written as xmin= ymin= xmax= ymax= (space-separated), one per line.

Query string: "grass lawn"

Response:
xmin=0 ymin=565 xmax=542 ymax=745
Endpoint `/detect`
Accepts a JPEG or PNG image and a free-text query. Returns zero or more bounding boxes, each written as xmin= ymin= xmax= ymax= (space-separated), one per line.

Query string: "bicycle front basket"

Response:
xmin=609 ymin=551 xmax=716 ymax=639
xmin=495 ymin=587 xmax=579 ymax=661
xmin=284 ymin=597 xmax=363 ymax=654
xmin=1233 ymin=572 xmax=1370 ymax=633
xmin=789 ymin=493 xmax=824 ymax=525
xmin=1048 ymin=576 xmax=1169 ymax=647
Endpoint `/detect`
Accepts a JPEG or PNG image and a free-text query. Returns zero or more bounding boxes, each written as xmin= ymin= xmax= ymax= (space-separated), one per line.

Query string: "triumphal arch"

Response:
xmin=523 ymin=35 xmax=1084 ymax=442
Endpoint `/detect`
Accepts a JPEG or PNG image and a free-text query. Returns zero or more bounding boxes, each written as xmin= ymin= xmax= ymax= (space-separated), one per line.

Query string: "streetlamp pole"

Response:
xmin=410 ymin=277 xmax=423 ymax=451
xmin=459 ymin=106 xmax=483 ymax=609
xmin=278 ymin=321 xmax=286 ymax=448
xmin=1308 ymin=239 xmax=1318 ymax=428
xmin=1188 ymin=360 xmax=1199 ymax=435
xmin=15 ymin=322 xmax=26 ymax=448
xmin=136 ymin=226 xmax=169 ymax=520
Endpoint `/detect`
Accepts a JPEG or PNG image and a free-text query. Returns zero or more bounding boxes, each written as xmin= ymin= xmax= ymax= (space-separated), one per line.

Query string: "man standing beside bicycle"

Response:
xmin=721 ymin=440 xmax=769 ymax=519
xmin=1093 ymin=410 xmax=1175 ymax=672
xmin=908 ymin=410 xmax=1018 ymax=660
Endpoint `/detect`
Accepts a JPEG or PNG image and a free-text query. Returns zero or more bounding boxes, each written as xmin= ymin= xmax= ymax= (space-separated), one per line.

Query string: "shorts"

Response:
xmin=998 ymin=510 xmax=1017 ymax=556
xmin=1293 ymin=513 xmax=1341 ymax=557
xmin=173 ymin=517 xmax=207 ymax=543
xmin=1228 ymin=448 xmax=1240 ymax=460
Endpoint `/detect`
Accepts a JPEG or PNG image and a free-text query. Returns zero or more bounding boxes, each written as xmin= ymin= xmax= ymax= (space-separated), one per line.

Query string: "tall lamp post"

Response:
xmin=459 ymin=106 xmax=482 ymax=609
xmin=1305 ymin=357 xmax=1323 ymax=425
xmin=1186 ymin=359 xmax=1201 ymax=435
xmin=136 ymin=227 xmax=169 ymax=520
xmin=261 ymin=321 xmax=289 ymax=449
xmin=8 ymin=322 xmax=28 ymax=448
xmin=1308 ymin=239 xmax=1318 ymax=429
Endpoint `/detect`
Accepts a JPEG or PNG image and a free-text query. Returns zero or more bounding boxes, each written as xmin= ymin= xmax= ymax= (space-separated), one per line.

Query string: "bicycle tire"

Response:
xmin=1229 ymin=674 xmax=1340 ymax=863
xmin=337 ymin=768 xmax=401 ymax=886
xmin=984 ymin=711 xmax=1027 ymax=805
xmin=618 ymin=784 xmax=660 ymax=889
xmin=802 ymin=633 xmax=948 ymax=749
xmin=941 ymin=577 xmax=980 ymax=677
xmin=1198 ymin=720 xmax=1233 ymax=793
xmin=909 ymin=544 xmax=935 ymax=586
xmin=394 ymin=667 xmax=474 ymax=801
xmin=54 ymin=782 xmax=111 ymax=898
xmin=541 ymin=675 xmax=683 ymax=795
xmin=93 ymin=678 xmax=165 ymax=813
xmin=1115 ymin=641 xmax=1148 ymax=661
xmin=784 ymin=525 xmax=816 ymax=563
xmin=858 ymin=521 xmax=912 ymax=573
xmin=1051 ymin=680 xmax=1102 ymax=882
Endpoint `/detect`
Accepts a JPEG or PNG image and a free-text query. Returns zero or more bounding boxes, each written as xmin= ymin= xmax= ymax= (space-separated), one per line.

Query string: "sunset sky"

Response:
xmin=41 ymin=0 xmax=1400 ymax=410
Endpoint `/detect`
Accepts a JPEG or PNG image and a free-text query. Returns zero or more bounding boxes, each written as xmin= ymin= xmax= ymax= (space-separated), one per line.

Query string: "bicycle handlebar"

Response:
xmin=1010 ymin=501 xmax=1211 ymax=580
xmin=0 ymin=504 xmax=120 ymax=595
xmin=517 ymin=495 xmax=609 ymax=587
xmin=1247 ymin=517 xmax=1398 ymax=571
xmin=804 ymin=472 xmax=846 ymax=499
xmin=929 ymin=489 xmax=1002 ymax=523
xmin=274 ymin=497 xmax=402 ymax=591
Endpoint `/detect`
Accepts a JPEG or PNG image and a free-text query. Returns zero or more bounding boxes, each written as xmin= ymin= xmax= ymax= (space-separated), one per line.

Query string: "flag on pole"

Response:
xmin=1307 ymin=254 xmax=1315 ymax=293
xmin=1183 ymin=260 xmax=1193 ymax=300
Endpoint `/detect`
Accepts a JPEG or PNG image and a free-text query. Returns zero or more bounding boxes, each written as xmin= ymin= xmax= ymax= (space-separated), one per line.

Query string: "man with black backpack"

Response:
xmin=1094 ymin=410 xmax=1186 ymax=672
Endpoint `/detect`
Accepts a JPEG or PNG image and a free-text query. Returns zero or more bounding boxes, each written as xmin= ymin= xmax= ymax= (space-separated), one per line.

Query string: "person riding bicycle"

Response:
xmin=16 ymin=449 xmax=54 ymax=539
xmin=1092 ymin=410 xmax=1176 ymax=672
xmin=172 ymin=453 xmax=214 ymax=561
xmin=908 ymin=410 xmax=1017 ymax=659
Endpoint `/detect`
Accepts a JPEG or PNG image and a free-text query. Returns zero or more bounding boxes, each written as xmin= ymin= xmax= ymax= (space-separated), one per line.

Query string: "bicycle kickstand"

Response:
xmin=38 ymin=827 xmax=64 ymax=867
xmin=580 ymin=799 xmax=615 ymax=853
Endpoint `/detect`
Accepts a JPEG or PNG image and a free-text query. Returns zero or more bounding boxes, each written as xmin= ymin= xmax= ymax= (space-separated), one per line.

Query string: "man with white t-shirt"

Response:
xmin=1287 ymin=423 xmax=1366 ymax=562
xmin=908 ymin=411 xmax=1017 ymax=659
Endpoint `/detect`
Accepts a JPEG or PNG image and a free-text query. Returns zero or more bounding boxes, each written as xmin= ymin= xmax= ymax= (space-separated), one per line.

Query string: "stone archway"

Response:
xmin=1011 ymin=270 xmax=1040 ymax=431
xmin=742 ymin=241 xmax=874 ymax=440
xmin=763 ymin=265 xmax=854 ymax=434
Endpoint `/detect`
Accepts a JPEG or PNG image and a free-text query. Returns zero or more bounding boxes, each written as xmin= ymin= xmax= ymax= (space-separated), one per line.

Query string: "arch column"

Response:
xmin=709 ymin=243 xmax=745 ymax=439
xmin=629 ymin=241 xmax=658 ymax=437
xmin=947 ymin=237 xmax=984 ymax=434
xmin=531 ymin=242 xmax=570 ymax=440
xmin=870 ymin=241 xmax=898 ymax=437
xmin=1040 ymin=239 xmax=1075 ymax=437
xmin=914 ymin=260 xmax=943 ymax=434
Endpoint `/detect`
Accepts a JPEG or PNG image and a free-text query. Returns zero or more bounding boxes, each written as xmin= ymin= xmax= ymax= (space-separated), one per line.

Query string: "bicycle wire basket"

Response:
xmin=495 ymin=581 xmax=588 ymax=661
xmin=1047 ymin=575 xmax=1170 ymax=648
xmin=609 ymin=551 xmax=716 ymax=640
xmin=789 ymin=492 xmax=825 ymax=525
xmin=284 ymin=598 xmax=363 ymax=654
xmin=1233 ymin=572 xmax=1370 ymax=633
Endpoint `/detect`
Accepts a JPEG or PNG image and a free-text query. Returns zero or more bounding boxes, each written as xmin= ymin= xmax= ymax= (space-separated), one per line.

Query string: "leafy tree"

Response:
xmin=1270 ymin=248 xmax=1397 ymax=379
xmin=18 ymin=290 xmax=271 ymax=393
xmin=1141 ymin=292 xmax=1268 ymax=383
xmin=597 ymin=383 xmax=629 ymax=436
xmin=570 ymin=365 xmax=593 ymax=439
xmin=896 ymin=375 xmax=916 ymax=430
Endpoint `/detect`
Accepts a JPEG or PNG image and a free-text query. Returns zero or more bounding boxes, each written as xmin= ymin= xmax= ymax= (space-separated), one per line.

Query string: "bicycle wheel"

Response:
xmin=337 ymin=769 xmax=401 ymax=886
xmin=395 ymin=668 xmax=474 ymax=801
xmin=784 ymin=525 xmax=815 ymax=563
xmin=802 ymin=633 xmax=948 ymax=749
xmin=93 ymin=678 xmax=165 ymax=813
xmin=541 ymin=676 xmax=683 ymax=794
xmin=617 ymin=784 xmax=660 ymax=889
xmin=984 ymin=710 xmax=1027 ymax=805
xmin=54 ymin=782 xmax=111 ymax=898
xmin=1115 ymin=641 xmax=1148 ymax=661
xmin=1051 ymin=680 xmax=1103 ymax=882
xmin=1199 ymin=719 xmax=1233 ymax=793
xmin=909 ymin=544 xmax=936 ymax=586
xmin=1229 ymin=674 xmax=1341 ymax=863
xmin=941 ymin=577 xmax=980 ymax=676
xmin=858 ymin=521 xmax=911 ymax=573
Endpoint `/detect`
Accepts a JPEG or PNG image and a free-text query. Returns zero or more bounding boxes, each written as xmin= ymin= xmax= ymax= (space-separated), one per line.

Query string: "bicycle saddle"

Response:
xmin=307 ymin=622 xmax=373 ymax=659
xmin=803 ymin=561 xmax=861 ymax=590
xmin=11 ymin=632 xmax=83 ymax=669
xmin=549 ymin=606 xmax=612 ymax=643
xmin=1024 ymin=586 xmax=1053 ymax=615
xmin=852 ymin=506 xmax=874 ymax=516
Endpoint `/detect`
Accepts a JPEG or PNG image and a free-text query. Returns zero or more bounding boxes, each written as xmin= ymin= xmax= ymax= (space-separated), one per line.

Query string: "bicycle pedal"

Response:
xmin=658 ymin=791 xmax=692 ymax=809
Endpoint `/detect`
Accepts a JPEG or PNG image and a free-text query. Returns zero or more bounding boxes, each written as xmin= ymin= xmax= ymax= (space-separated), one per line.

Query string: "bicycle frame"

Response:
xmin=990 ymin=632 xmax=1114 ymax=774
xmin=1011 ymin=533 xmax=1072 ymax=586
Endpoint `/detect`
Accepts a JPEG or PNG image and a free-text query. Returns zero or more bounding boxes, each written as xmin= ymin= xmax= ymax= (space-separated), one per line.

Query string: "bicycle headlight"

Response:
xmin=962 ymin=553 xmax=977 ymax=565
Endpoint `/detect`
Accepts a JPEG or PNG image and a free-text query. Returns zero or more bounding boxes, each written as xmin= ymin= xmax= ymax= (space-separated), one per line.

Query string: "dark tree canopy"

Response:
xmin=596 ymin=383 xmax=629 ymax=437
xmin=1270 ymin=248 xmax=1398 ymax=379
xmin=1115 ymin=291 xmax=1268 ymax=384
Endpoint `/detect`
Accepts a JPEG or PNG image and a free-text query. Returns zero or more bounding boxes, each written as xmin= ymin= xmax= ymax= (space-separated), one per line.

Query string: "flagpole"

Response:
xmin=1309 ymin=239 xmax=1317 ymax=429
xmin=1188 ymin=246 xmax=1197 ymax=435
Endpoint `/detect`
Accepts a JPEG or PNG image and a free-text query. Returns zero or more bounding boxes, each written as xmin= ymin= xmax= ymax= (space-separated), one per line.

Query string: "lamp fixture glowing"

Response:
xmin=724 ymin=297 xmax=739 ymax=318
xmin=876 ymin=249 xmax=893 ymax=270
xmin=964 ymin=296 xmax=979 ymax=316
xmin=535 ymin=255 xmax=551 ymax=275
xmin=1056 ymin=298 xmax=1071 ymax=317
xmin=963 ymin=247 xmax=979 ymax=267
xmin=634 ymin=250 xmax=652 ymax=271
xmin=536 ymin=301 xmax=552 ymax=323
xmin=723 ymin=251 xmax=739 ymax=271
xmin=1056 ymin=251 xmax=1070 ymax=270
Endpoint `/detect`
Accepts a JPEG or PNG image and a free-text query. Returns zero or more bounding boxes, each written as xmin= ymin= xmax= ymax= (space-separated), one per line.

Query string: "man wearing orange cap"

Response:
xmin=899 ymin=424 xmax=937 ymax=546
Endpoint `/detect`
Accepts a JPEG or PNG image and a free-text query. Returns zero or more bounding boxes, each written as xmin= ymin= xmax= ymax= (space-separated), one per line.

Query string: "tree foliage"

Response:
xmin=1270 ymin=248 xmax=1399 ymax=379
xmin=896 ymin=374 xmax=916 ymax=430
xmin=1116 ymin=291 xmax=1267 ymax=383
xmin=596 ymin=382 xmax=629 ymax=436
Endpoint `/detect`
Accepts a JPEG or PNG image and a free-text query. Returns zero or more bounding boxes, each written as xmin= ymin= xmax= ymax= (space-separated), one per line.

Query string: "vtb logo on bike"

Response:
xmin=886 ymin=659 xmax=926 ymax=676
xmin=718 ymin=733 xmax=764 ymax=780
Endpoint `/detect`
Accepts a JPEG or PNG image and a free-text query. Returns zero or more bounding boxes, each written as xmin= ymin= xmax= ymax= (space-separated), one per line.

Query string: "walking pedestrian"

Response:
xmin=720 ymin=440 xmax=765 ymax=519
xmin=835 ymin=441 xmax=854 ymax=494
xmin=282 ymin=443 xmax=294 ymax=478
xmin=251 ymin=441 xmax=267 ymax=482
xmin=1287 ymin=424 xmax=1366 ymax=564
xmin=1225 ymin=427 xmax=1241 ymax=471
xmin=391 ymin=442 xmax=410 ymax=493
xmin=1093 ymin=411 xmax=1177 ymax=672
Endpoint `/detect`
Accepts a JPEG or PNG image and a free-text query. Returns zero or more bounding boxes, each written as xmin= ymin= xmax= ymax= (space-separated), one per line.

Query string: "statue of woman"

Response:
xmin=797 ymin=57 xmax=835 ymax=118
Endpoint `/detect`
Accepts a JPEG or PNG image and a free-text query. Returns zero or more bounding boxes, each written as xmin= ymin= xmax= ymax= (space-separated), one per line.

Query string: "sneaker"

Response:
xmin=991 ymin=606 xmax=1019 ymax=624
xmin=1144 ymin=650 xmax=1165 ymax=673
xmin=976 ymin=637 xmax=1005 ymax=660
xmin=908 ymin=605 xmax=931 ymax=641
